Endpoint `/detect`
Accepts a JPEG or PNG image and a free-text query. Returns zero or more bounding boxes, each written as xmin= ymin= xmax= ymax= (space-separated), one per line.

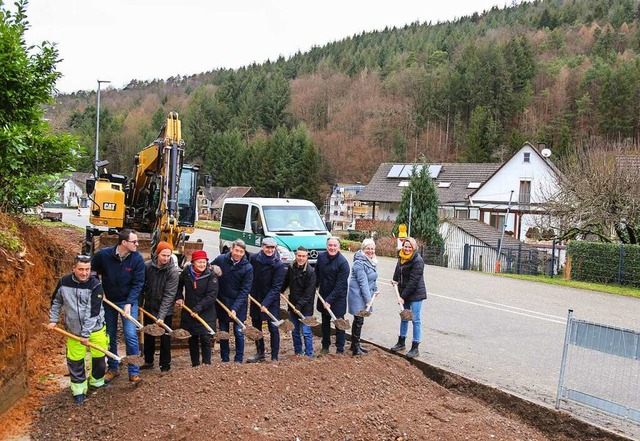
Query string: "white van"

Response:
xmin=218 ymin=198 xmax=331 ymax=264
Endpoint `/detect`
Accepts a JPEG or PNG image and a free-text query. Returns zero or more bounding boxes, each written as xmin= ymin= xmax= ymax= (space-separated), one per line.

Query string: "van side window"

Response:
xmin=221 ymin=203 xmax=248 ymax=230
xmin=250 ymin=206 xmax=263 ymax=229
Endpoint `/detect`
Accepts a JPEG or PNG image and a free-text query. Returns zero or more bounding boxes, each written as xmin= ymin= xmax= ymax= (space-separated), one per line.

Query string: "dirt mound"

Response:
xmin=0 ymin=215 xmax=82 ymax=439
xmin=30 ymin=348 xmax=554 ymax=441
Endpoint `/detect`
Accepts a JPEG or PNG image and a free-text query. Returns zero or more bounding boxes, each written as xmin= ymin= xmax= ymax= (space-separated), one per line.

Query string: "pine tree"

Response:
xmin=394 ymin=162 xmax=443 ymax=246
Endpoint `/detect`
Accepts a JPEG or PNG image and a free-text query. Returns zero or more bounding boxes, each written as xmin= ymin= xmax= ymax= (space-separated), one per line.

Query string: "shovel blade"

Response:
xmin=142 ymin=324 xmax=166 ymax=336
xmin=355 ymin=310 xmax=371 ymax=317
xmin=214 ymin=331 xmax=231 ymax=340
xmin=302 ymin=317 xmax=319 ymax=327
xmin=123 ymin=355 xmax=145 ymax=366
xmin=271 ymin=319 xmax=285 ymax=327
xmin=170 ymin=328 xmax=191 ymax=340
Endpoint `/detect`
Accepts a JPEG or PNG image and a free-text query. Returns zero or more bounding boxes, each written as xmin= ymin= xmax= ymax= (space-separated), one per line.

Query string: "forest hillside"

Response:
xmin=45 ymin=0 xmax=640 ymax=202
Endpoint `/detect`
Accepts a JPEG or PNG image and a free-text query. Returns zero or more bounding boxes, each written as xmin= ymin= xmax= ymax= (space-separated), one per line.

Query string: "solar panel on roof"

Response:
xmin=399 ymin=164 xmax=423 ymax=177
xmin=428 ymin=165 xmax=442 ymax=178
xmin=387 ymin=164 xmax=404 ymax=178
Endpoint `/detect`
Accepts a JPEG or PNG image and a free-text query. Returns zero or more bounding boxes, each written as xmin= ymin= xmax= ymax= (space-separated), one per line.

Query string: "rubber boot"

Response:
xmin=390 ymin=336 xmax=406 ymax=352
xmin=351 ymin=316 xmax=365 ymax=356
xmin=406 ymin=341 xmax=420 ymax=359
xmin=247 ymin=339 xmax=265 ymax=363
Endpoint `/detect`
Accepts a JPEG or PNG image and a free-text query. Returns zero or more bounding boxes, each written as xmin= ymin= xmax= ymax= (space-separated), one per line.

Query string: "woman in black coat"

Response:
xmin=176 ymin=250 xmax=218 ymax=367
xmin=390 ymin=237 xmax=427 ymax=359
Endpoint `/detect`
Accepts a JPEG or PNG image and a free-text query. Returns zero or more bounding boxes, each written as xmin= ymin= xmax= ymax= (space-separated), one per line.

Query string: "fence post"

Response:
xmin=556 ymin=309 xmax=574 ymax=410
xmin=550 ymin=239 xmax=556 ymax=276
xmin=516 ymin=242 xmax=522 ymax=274
xmin=463 ymin=244 xmax=470 ymax=270
xmin=617 ymin=243 xmax=625 ymax=284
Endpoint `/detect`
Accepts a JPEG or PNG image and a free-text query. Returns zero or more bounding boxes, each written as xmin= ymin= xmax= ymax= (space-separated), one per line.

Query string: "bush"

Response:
xmin=348 ymin=230 xmax=367 ymax=242
xmin=568 ymin=241 xmax=640 ymax=287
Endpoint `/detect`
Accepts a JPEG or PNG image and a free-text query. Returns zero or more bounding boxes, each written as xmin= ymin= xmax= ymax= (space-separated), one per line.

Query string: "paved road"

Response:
xmin=59 ymin=208 xmax=640 ymax=437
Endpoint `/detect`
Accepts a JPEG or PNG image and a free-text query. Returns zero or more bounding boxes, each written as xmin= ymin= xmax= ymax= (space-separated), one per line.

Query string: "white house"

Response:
xmin=55 ymin=172 xmax=92 ymax=207
xmin=324 ymin=183 xmax=368 ymax=230
xmin=354 ymin=143 xmax=560 ymax=241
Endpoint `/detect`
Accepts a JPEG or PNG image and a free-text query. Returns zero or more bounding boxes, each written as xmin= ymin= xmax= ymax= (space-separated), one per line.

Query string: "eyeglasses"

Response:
xmin=75 ymin=254 xmax=91 ymax=263
xmin=264 ymin=246 xmax=276 ymax=249
xmin=126 ymin=240 xmax=139 ymax=244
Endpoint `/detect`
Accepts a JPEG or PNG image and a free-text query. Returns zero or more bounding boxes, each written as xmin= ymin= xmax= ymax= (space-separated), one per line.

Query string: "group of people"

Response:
xmin=49 ymin=231 xmax=427 ymax=404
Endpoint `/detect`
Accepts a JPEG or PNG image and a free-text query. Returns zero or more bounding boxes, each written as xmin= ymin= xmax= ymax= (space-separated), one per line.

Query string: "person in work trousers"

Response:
xmin=316 ymin=236 xmax=350 ymax=355
xmin=212 ymin=239 xmax=253 ymax=363
xmin=48 ymin=254 xmax=107 ymax=404
xmin=140 ymin=241 xmax=179 ymax=372
xmin=176 ymin=250 xmax=219 ymax=367
xmin=347 ymin=238 xmax=378 ymax=356
xmin=390 ymin=237 xmax=427 ymax=359
xmin=91 ymin=228 xmax=145 ymax=384
xmin=281 ymin=246 xmax=316 ymax=357
xmin=247 ymin=237 xmax=287 ymax=362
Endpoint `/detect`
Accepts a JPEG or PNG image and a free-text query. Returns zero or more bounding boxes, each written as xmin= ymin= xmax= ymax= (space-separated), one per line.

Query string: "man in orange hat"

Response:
xmin=140 ymin=241 xmax=179 ymax=371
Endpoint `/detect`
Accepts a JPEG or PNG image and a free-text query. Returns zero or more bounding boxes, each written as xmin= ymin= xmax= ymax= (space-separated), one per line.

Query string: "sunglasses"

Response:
xmin=75 ymin=254 xmax=91 ymax=263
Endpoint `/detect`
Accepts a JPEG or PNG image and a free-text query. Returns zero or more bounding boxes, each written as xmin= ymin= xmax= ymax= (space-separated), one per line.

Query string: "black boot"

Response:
xmin=351 ymin=316 xmax=365 ymax=356
xmin=247 ymin=339 xmax=265 ymax=363
xmin=390 ymin=336 xmax=406 ymax=352
xmin=406 ymin=341 xmax=420 ymax=359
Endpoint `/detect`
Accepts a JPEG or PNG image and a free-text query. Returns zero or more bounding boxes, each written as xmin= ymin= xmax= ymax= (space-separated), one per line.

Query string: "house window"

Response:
xmin=455 ymin=210 xmax=469 ymax=219
xmin=523 ymin=152 xmax=530 ymax=163
xmin=490 ymin=214 xmax=505 ymax=231
xmin=519 ymin=180 xmax=531 ymax=204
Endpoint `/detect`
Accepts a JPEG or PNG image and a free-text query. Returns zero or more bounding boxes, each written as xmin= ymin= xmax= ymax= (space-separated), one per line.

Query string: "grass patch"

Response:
xmin=497 ymin=273 xmax=640 ymax=298
xmin=195 ymin=220 xmax=220 ymax=231
xmin=21 ymin=215 xmax=83 ymax=231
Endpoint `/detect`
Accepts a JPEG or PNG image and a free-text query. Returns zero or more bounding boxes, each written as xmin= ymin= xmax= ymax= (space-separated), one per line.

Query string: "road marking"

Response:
xmin=473 ymin=299 xmax=566 ymax=320
xmin=427 ymin=293 xmax=566 ymax=324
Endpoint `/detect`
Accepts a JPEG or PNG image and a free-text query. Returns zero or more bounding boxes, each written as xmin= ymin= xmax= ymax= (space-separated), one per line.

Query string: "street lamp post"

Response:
xmin=94 ymin=79 xmax=111 ymax=177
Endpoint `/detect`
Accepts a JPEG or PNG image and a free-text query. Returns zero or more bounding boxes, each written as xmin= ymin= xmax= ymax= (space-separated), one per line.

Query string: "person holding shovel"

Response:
xmin=390 ymin=237 xmax=426 ymax=359
xmin=140 ymin=241 xmax=179 ymax=372
xmin=347 ymin=238 xmax=378 ymax=356
xmin=48 ymin=254 xmax=107 ymax=404
xmin=213 ymin=239 xmax=253 ymax=363
xmin=247 ymin=237 xmax=287 ymax=362
xmin=316 ymin=236 xmax=350 ymax=355
xmin=91 ymin=228 xmax=145 ymax=384
xmin=176 ymin=250 xmax=219 ymax=367
xmin=281 ymin=246 xmax=316 ymax=357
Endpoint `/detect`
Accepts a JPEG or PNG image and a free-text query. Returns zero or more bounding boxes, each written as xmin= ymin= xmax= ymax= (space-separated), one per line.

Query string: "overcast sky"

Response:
xmin=23 ymin=0 xmax=514 ymax=93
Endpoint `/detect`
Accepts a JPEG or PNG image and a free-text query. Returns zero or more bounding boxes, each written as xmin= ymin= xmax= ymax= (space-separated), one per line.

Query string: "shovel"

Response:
xmin=393 ymin=283 xmax=414 ymax=321
xmin=316 ymin=292 xmax=350 ymax=331
xmin=248 ymin=295 xmax=294 ymax=332
xmin=49 ymin=325 xmax=144 ymax=366
xmin=215 ymin=298 xmax=263 ymax=341
xmin=102 ymin=297 xmax=144 ymax=330
xmin=139 ymin=307 xmax=191 ymax=340
xmin=356 ymin=291 xmax=380 ymax=318
xmin=180 ymin=303 xmax=229 ymax=339
xmin=280 ymin=293 xmax=319 ymax=327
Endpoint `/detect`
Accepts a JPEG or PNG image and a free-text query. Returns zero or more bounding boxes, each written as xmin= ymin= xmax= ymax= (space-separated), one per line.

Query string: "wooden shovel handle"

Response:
xmin=316 ymin=292 xmax=338 ymax=321
xmin=215 ymin=298 xmax=246 ymax=329
xmin=248 ymin=295 xmax=280 ymax=323
xmin=180 ymin=304 xmax=215 ymax=335
xmin=365 ymin=291 xmax=380 ymax=312
xmin=280 ymin=293 xmax=305 ymax=320
xmin=102 ymin=297 xmax=144 ymax=329
xmin=139 ymin=307 xmax=173 ymax=334
xmin=50 ymin=326 xmax=120 ymax=361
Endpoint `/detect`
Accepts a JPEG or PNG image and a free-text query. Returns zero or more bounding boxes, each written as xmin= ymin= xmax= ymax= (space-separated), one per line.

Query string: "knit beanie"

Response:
xmin=155 ymin=241 xmax=173 ymax=255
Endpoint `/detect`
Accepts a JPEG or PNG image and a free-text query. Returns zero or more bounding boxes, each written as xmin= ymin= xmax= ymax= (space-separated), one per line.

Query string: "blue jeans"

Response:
xmin=218 ymin=321 xmax=245 ymax=363
xmin=399 ymin=300 xmax=423 ymax=343
xmin=291 ymin=314 xmax=313 ymax=357
xmin=104 ymin=301 xmax=140 ymax=376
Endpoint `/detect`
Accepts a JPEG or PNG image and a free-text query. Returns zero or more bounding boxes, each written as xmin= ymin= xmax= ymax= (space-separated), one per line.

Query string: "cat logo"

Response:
xmin=103 ymin=202 xmax=117 ymax=211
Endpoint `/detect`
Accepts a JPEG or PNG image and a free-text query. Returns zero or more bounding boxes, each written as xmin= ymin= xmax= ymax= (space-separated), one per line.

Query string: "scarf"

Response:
xmin=399 ymin=249 xmax=414 ymax=265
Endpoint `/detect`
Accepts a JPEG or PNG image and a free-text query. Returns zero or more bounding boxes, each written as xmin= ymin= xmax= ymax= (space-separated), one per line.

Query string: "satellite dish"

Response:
xmin=541 ymin=148 xmax=551 ymax=158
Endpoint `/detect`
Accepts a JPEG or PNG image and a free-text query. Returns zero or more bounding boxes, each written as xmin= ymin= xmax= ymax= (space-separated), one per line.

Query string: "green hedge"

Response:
xmin=568 ymin=241 xmax=640 ymax=287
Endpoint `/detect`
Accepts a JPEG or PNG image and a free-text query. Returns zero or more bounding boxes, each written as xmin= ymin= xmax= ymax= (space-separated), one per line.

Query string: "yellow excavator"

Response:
xmin=83 ymin=112 xmax=206 ymax=263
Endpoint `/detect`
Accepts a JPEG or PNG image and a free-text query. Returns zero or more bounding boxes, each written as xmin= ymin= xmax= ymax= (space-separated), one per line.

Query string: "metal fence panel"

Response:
xmin=557 ymin=311 xmax=640 ymax=424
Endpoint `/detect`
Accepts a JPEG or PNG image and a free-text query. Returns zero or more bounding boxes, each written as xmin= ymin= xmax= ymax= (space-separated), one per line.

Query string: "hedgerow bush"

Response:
xmin=568 ymin=241 xmax=640 ymax=287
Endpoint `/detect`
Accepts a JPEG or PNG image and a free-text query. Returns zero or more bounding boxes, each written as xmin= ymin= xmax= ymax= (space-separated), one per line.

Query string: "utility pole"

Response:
xmin=408 ymin=191 xmax=413 ymax=237
xmin=94 ymin=80 xmax=111 ymax=177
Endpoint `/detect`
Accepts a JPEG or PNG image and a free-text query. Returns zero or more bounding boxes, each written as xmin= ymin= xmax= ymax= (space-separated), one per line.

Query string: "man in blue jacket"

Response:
xmin=212 ymin=239 xmax=253 ymax=363
xmin=247 ymin=237 xmax=287 ymax=362
xmin=91 ymin=229 xmax=145 ymax=384
xmin=316 ymin=236 xmax=350 ymax=355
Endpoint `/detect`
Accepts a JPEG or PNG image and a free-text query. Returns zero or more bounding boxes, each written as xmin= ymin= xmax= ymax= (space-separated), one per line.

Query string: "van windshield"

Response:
xmin=263 ymin=206 xmax=326 ymax=232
